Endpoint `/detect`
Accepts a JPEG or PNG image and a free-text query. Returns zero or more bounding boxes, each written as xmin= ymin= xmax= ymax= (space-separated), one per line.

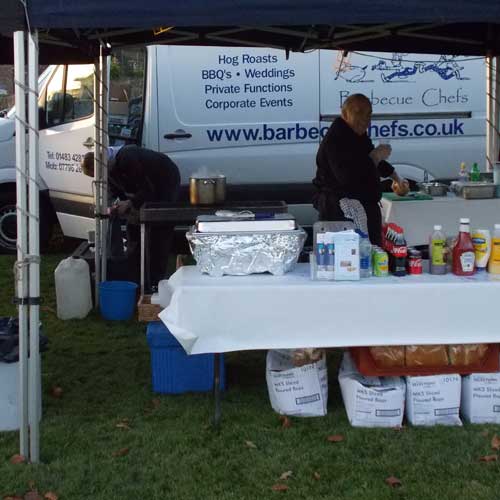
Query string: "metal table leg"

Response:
xmin=213 ymin=353 xmax=221 ymax=429
xmin=140 ymin=222 xmax=145 ymax=296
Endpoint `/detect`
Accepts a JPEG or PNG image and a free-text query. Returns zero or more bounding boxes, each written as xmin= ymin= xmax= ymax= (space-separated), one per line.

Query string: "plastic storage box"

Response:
xmin=146 ymin=321 xmax=225 ymax=394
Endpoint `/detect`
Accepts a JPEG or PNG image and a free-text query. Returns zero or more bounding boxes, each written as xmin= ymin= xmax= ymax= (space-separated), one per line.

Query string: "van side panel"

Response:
xmin=320 ymin=51 xmax=486 ymax=179
xmin=156 ymin=46 xmax=320 ymax=188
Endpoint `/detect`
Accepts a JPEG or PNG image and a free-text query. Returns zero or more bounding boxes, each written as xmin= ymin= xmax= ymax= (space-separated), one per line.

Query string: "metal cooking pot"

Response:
xmin=189 ymin=174 xmax=226 ymax=205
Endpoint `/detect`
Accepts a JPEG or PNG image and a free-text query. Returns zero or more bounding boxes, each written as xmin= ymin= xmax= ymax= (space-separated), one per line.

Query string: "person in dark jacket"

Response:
xmin=82 ymin=145 xmax=180 ymax=286
xmin=312 ymin=93 xmax=408 ymax=245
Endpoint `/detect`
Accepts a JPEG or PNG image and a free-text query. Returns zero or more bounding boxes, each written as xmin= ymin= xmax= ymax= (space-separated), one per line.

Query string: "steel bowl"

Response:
xmin=418 ymin=182 xmax=448 ymax=197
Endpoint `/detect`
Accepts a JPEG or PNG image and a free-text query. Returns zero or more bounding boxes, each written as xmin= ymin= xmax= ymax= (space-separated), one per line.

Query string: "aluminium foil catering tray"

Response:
xmin=186 ymin=227 xmax=306 ymax=277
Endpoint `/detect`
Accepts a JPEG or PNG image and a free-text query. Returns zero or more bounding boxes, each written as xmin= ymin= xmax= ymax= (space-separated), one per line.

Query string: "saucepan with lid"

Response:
xmin=189 ymin=172 xmax=226 ymax=205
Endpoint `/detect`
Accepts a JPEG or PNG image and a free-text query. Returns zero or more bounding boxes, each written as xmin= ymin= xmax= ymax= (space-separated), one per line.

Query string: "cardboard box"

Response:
xmin=266 ymin=350 xmax=328 ymax=417
xmin=462 ymin=372 xmax=500 ymax=424
xmin=406 ymin=374 xmax=462 ymax=426
xmin=333 ymin=231 xmax=360 ymax=281
xmin=338 ymin=352 xmax=405 ymax=427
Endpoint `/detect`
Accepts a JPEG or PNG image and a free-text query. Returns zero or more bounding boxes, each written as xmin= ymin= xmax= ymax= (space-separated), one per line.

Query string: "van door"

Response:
xmin=319 ymin=51 xmax=486 ymax=182
xmin=38 ymin=64 xmax=96 ymax=237
xmin=38 ymin=48 xmax=146 ymax=240
xmin=156 ymin=46 xmax=320 ymax=219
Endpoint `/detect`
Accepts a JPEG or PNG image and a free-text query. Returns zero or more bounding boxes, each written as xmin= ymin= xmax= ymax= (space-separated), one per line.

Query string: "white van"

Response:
xmin=0 ymin=46 xmax=486 ymax=251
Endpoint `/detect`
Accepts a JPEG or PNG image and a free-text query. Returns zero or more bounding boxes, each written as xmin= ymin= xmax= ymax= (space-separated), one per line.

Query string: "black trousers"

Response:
xmin=126 ymin=223 xmax=175 ymax=288
xmin=362 ymin=201 xmax=383 ymax=247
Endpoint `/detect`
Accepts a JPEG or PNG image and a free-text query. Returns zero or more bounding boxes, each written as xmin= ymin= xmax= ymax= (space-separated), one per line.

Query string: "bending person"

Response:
xmin=82 ymin=144 xmax=180 ymax=287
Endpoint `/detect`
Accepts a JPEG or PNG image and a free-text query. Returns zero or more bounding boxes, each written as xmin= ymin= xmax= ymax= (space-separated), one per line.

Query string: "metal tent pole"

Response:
xmin=493 ymin=57 xmax=499 ymax=163
xmin=486 ymin=55 xmax=499 ymax=171
xmin=28 ymin=30 xmax=40 ymax=464
xmin=100 ymin=47 xmax=109 ymax=282
xmin=13 ymin=30 xmax=29 ymax=458
xmin=94 ymin=61 xmax=102 ymax=305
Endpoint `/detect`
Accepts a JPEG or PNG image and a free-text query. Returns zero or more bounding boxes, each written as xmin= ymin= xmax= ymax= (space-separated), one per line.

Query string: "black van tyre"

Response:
xmin=0 ymin=191 xmax=53 ymax=254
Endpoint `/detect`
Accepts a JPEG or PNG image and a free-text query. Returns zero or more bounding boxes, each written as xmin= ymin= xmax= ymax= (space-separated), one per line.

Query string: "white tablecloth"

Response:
xmin=381 ymin=195 xmax=500 ymax=246
xmin=159 ymin=264 xmax=500 ymax=354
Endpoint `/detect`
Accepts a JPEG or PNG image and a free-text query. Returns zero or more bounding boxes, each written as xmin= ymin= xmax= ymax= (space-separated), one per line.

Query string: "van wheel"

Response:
xmin=0 ymin=191 xmax=53 ymax=254
xmin=0 ymin=193 xmax=18 ymax=253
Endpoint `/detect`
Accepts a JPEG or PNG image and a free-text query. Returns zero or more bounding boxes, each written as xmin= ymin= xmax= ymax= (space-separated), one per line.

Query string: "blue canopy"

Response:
xmin=24 ymin=0 xmax=500 ymax=29
xmin=0 ymin=0 xmax=499 ymax=62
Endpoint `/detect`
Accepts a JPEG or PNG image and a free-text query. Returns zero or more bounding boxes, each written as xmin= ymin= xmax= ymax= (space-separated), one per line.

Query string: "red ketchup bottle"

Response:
xmin=452 ymin=218 xmax=476 ymax=276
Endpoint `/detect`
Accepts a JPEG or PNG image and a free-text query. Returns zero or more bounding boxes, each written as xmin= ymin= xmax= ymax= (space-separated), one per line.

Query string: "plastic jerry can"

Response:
xmin=54 ymin=257 xmax=93 ymax=320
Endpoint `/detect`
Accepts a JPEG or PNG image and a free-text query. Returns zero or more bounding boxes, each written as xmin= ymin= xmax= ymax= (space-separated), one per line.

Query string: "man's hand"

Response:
xmin=392 ymin=177 xmax=410 ymax=196
xmin=369 ymin=144 xmax=392 ymax=165
xmin=115 ymin=200 xmax=132 ymax=216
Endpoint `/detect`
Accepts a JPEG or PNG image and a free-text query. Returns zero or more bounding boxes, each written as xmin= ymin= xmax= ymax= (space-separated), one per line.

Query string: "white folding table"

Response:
xmin=381 ymin=195 xmax=500 ymax=247
xmin=159 ymin=264 xmax=500 ymax=425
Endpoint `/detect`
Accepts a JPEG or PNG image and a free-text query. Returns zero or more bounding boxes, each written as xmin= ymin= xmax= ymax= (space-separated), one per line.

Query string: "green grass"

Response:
xmin=1 ymin=252 xmax=500 ymax=499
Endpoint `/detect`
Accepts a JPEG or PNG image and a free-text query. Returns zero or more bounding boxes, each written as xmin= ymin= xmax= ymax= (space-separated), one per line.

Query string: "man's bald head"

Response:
xmin=341 ymin=94 xmax=372 ymax=135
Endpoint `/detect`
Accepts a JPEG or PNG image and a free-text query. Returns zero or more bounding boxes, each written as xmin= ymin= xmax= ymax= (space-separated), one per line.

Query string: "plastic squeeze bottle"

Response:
xmin=429 ymin=225 xmax=447 ymax=275
xmin=359 ymin=232 xmax=372 ymax=278
xmin=458 ymin=162 xmax=469 ymax=182
xmin=470 ymin=162 xmax=481 ymax=182
xmin=488 ymin=224 xmax=500 ymax=275
xmin=471 ymin=228 xmax=491 ymax=271
xmin=452 ymin=218 xmax=475 ymax=276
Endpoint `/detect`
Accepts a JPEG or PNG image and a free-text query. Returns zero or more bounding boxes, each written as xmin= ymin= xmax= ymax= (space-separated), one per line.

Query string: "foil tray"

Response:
xmin=186 ymin=228 xmax=306 ymax=277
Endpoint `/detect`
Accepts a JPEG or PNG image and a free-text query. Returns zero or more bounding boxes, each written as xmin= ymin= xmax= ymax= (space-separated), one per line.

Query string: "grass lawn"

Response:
xmin=1 ymin=250 xmax=500 ymax=499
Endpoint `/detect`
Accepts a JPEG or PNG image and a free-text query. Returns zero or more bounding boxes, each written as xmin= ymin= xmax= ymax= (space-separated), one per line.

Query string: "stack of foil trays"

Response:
xmin=186 ymin=227 xmax=306 ymax=277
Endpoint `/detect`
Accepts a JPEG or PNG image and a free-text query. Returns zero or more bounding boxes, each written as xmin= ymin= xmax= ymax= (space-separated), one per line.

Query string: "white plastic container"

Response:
xmin=55 ymin=257 xmax=93 ymax=320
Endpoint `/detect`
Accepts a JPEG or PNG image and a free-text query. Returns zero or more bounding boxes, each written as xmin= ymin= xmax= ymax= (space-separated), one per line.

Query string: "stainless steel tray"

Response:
xmin=452 ymin=182 xmax=496 ymax=199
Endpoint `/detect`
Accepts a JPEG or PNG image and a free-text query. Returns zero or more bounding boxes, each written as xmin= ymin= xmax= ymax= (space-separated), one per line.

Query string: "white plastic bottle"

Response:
xmin=359 ymin=232 xmax=372 ymax=278
xmin=54 ymin=257 xmax=93 ymax=320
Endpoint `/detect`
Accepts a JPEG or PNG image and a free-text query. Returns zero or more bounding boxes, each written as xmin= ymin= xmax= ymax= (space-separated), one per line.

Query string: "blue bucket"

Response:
xmin=99 ymin=281 xmax=138 ymax=320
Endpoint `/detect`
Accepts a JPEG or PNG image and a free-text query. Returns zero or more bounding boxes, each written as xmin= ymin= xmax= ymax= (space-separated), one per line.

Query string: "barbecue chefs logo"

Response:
xmin=335 ymin=52 xmax=472 ymax=108
xmin=334 ymin=52 xmax=470 ymax=83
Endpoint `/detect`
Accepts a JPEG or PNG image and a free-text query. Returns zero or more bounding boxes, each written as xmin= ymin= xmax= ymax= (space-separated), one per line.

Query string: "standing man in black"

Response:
xmin=312 ymin=93 xmax=408 ymax=246
xmin=82 ymin=144 xmax=180 ymax=286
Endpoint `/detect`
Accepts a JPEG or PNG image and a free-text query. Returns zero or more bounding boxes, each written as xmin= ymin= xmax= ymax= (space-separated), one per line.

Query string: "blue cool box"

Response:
xmin=146 ymin=321 xmax=225 ymax=394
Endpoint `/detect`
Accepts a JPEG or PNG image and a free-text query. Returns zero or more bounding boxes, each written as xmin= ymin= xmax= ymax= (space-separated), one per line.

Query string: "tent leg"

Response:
xmin=486 ymin=56 xmax=499 ymax=170
xmin=14 ymin=30 xmax=29 ymax=460
xmin=28 ymin=30 xmax=40 ymax=464
xmin=94 ymin=61 xmax=102 ymax=306
xmin=100 ymin=47 xmax=109 ymax=283
xmin=494 ymin=57 xmax=499 ymax=164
